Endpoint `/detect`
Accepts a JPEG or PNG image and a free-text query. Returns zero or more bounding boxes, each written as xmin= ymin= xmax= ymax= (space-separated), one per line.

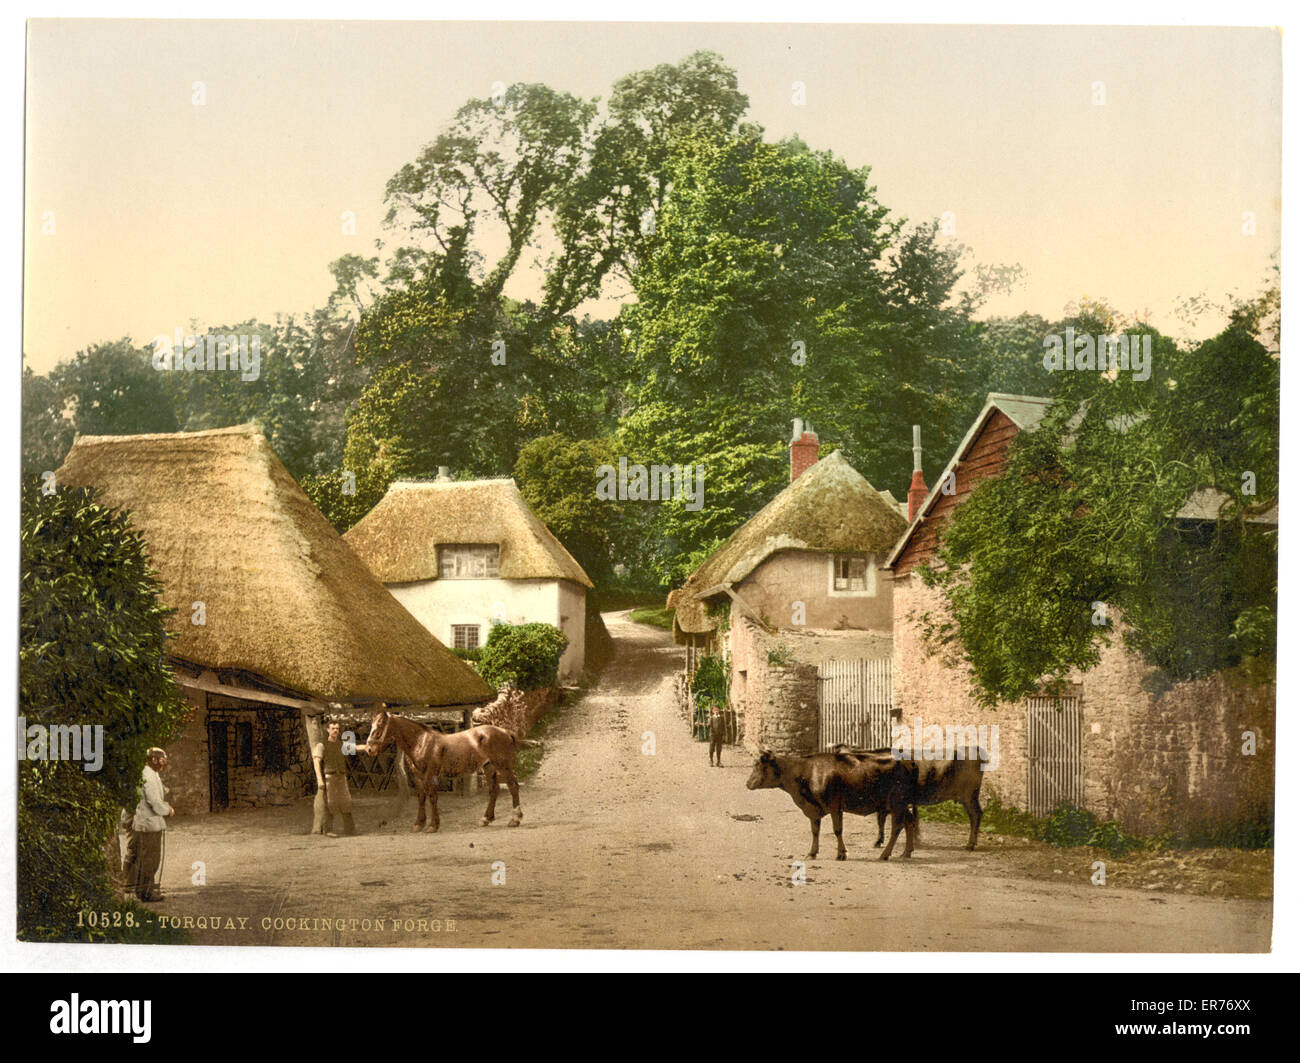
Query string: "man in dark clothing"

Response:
xmin=708 ymin=705 xmax=726 ymax=767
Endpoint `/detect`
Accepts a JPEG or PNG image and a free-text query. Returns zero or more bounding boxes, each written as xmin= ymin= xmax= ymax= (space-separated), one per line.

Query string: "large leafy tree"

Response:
xmin=321 ymin=53 xmax=752 ymax=533
xmin=21 ymin=365 xmax=75 ymax=475
xmin=56 ymin=339 xmax=180 ymax=437
xmin=513 ymin=434 xmax=624 ymax=583
xmin=920 ymin=296 xmax=1278 ymax=705
xmin=618 ymin=130 xmax=984 ymax=580
xmin=19 ymin=479 xmax=188 ymax=940
xmin=158 ymin=311 xmax=364 ymax=480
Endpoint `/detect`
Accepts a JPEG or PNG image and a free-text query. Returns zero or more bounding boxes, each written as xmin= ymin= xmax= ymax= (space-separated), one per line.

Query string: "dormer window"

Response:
xmin=438 ymin=544 xmax=500 ymax=579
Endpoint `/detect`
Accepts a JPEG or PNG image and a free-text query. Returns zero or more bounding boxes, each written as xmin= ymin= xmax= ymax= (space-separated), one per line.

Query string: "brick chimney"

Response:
xmin=907 ymin=424 xmax=927 ymax=521
xmin=790 ymin=419 xmax=819 ymax=481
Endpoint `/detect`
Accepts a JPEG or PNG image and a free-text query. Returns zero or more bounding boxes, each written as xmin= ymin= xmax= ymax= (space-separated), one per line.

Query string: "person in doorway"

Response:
xmin=312 ymin=719 xmax=357 ymax=836
xmin=131 ymin=747 xmax=174 ymax=901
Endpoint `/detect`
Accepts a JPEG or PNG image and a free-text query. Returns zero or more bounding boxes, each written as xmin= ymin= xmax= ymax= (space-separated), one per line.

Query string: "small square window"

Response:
xmin=833 ymin=555 xmax=869 ymax=591
xmin=452 ymin=624 xmax=481 ymax=650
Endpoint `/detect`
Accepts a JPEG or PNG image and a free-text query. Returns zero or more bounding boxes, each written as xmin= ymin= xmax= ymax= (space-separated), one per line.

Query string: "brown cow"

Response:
xmin=746 ymin=747 xmax=918 ymax=861
xmin=834 ymin=745 xmax=985 ymax=851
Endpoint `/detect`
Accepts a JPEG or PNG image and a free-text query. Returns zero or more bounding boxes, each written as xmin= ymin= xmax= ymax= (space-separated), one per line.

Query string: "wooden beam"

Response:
xmin=176 ymin=670 xmax=327 ymax=712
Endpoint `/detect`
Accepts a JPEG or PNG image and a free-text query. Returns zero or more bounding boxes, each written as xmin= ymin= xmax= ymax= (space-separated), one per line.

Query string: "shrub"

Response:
xmin=451 ymin=646 xmax=483 ymax=663
xmin=478 ymin=622 xmax=568 ymax=691
xmin=690 ymin=655 xmax=728 ymax=708
xmin=766 ymin=644 xmax=796 ymax=667
xmin=1087 ymin=819 xmax=1144 ymax=857
xmin=19 ymin=478 xmax=188 ymax=942
xmin=1042 ymin=803 xmax=1099 ymax=847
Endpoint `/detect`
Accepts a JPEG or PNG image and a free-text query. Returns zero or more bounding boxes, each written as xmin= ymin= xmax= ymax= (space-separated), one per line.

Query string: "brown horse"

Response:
xmin=364 ymin=710 xmax=525 ymax=833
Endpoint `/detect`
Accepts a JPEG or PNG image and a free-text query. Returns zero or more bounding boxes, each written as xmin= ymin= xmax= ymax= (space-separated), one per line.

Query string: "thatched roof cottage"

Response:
xmin=670 ymin=426 xmax=908 ymax=649
xmin=55 ymin=424 xmax=492 ymax=812
xmin=669 ymin=424 xmax=908 ymax=753
xmin=344 ymin=477 xmax=594 ymax=681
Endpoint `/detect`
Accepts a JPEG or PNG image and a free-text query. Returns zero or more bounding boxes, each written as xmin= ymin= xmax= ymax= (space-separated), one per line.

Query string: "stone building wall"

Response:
xmin=163 ymin=687 xmax=313 ymax=813
xmin=734 ymin=550 xmax=894 ymax=632
xmin=162 ymin=688 xmax=209 ymax=814
xmin=731 ymin=617 xmax=819 ymax=755
xmin=892 ymin=572 xmax=1275 ymax=835
xmin=471 ymin=685 xmax=558 ymax=738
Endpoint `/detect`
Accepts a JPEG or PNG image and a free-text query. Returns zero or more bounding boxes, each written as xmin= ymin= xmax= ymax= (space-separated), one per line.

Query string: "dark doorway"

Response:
xmin=209 ymin=721 xmax=230 ymax=811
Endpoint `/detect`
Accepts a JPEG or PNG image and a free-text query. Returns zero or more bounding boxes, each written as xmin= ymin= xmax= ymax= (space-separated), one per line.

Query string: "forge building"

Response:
xmin=56 ymin=424 xmax=492 ymax=812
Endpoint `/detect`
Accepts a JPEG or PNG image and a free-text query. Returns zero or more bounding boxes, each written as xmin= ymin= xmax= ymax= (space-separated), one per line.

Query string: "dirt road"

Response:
xmin=155 ymin=612 xmax=1273 ymax=951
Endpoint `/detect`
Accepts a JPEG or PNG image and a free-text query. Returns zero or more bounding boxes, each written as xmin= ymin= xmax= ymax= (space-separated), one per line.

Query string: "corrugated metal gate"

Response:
xmin=817 ymin=658 xmax=892 ymax=750
xmin=1025 ymin=695 xmax=1083 ymax=815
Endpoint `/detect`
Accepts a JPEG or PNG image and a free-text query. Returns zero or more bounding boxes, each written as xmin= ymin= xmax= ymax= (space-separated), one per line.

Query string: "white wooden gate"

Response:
xmin=817 ymin=658 xmax=892 ymax=750
xmin=1025 ymin=695 xmax=1083 ymax=815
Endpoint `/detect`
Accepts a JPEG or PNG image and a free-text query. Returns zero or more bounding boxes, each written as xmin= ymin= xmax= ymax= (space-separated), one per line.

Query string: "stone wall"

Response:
xmin=471 ymin=685 xmax=558 ymax=738
xmin=731 ymin=617 xmax=819 ymax=755
xmin=892 ymin=572 xmax=1276 ymax=835
xmin=163 ymin=687 xmax=313 ymax=813
xmin=162 ymin=688 xmax=209 ymax=814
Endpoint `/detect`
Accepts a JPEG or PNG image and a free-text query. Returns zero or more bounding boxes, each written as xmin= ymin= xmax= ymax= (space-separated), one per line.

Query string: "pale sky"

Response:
xmin=23 ymin=20 xmax=1281 ymax=374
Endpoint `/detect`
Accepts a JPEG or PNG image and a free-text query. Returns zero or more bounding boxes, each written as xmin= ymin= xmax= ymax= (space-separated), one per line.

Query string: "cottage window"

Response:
xmin=235 ymin=721 xmax=253 ymax=767
xmin=833 ymin=555 xmax=870 ymax=592
xmin=438 ymin=544 xmax=500 ymax=579
xmin=452 ymin=624 xmax=481 ymax=651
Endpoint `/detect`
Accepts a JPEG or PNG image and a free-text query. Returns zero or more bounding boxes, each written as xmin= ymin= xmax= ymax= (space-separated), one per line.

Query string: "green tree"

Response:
xmin=19 ymin=478 xmax=188 ymax=941
xmin=921 ymin=300 xmax=1278 ymax=705
xmin=619 ymin=129 xmax=984 ymax=576
xmin=514 ymin=434 xmax=624 ymax=583
xmin=56 ymin=339 xmax=179 ymax=437
xmin=21 ymin=365 xmax=74 ymax=475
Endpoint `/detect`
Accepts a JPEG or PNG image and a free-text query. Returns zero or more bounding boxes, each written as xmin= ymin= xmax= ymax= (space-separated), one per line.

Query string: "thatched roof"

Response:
xmin=55 ymin=424 xmax=493 ymax=706
xmin=344 ymin=478 xmax=593 ymax=588
xmin=671 ymin=451 xmax=908 ymax=636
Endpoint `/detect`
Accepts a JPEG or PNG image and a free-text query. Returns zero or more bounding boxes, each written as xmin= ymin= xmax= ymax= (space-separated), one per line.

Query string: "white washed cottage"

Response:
xmin=345 ymin=477 xmax=593 ymax=681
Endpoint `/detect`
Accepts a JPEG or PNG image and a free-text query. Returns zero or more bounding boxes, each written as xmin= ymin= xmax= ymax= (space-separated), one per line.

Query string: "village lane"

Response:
xmin=156 ymin=611 xmax=1272 ymax=952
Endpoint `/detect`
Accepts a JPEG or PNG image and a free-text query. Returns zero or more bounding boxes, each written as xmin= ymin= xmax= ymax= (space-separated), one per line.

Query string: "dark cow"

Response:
xmin=708 ymin=706 xmax=726 ymax=767
xmin=834 ymin=745 xmax=985 ymax=851
xmin=746 ymin=747 xmax=918 ymax=861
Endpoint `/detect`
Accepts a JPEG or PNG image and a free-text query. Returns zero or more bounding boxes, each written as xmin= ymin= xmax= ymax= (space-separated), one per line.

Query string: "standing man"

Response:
xmin=708 ymin=704 xmax=726 ymax=767
xmin=131 ymin=747 xmax=173 ymax=902
xmin=312 ymin=719 xmax=357 ymax=836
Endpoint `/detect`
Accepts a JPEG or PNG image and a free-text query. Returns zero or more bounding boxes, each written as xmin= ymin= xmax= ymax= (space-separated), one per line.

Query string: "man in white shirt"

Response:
xmin=130 ymin=747 xmax=174 ymax=902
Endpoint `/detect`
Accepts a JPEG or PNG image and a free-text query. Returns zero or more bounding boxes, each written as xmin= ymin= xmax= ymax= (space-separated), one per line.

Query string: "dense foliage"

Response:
xmin=478 ymin=622 xmax=570 ymax=691
xmin=919 ymin=297 xmax=1278 ymax=705
xmin=19 ymin=478 xmax=188 ymax=941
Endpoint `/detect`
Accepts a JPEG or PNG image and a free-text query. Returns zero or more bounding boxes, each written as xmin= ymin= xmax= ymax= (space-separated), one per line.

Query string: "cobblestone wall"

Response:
xmin=471 ymin=685 xmax=558 ymax=738
xmin=732 ymin=618 xmax=819 ymax=755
